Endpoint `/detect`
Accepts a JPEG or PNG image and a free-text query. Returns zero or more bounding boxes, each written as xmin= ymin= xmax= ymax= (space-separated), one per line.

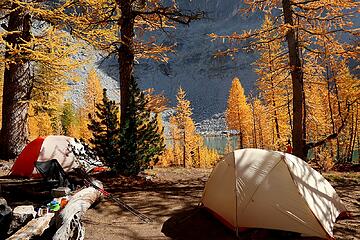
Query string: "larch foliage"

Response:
xmin=209 ymin=0 xmax=358 ymax=160
xmin=79 ymin=69 xmax=103 ymax=142
xmin=144 ymin=88 xmax=168 ymax=113
xmin=28 ymin=62 xmax=69 ymax=139
xmin=170 ymin=87 xmax=198 ymax=167
xmin=0 ymin=0 xmax=83 ymax=158
xmin=255 ymin=15 xmax=292 ymax=149
xmin=328 ymin=62 xmax=359 ymax=162
xmin=168 ymin=87 xmax=219 ymax=168
xmin=250 ymin=98 xmax=273 ymax=149
xmin=226 ymin=77 xmax=252 ymax=149
xmin=168 ymin=116 xmax=183 ymax=166
xmin=174 ymin=87 xmax=193 ymax=129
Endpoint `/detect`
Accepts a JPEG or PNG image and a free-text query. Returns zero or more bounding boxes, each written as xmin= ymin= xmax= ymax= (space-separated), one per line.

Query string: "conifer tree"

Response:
xmin=79 ymin=69 xmax=103 ymax=141
xmin=28 ymin=62 xmax=69 ymax=138
xmin=226 ymin=77 xmax=252 ymax=149
xmin=88 ymin=89 xmax=121 ymax=169
xmin=250 ymin=97 xmax=272 ymax=149
xmin=171 ymin=87 xmax=200 ymax=167
xmin=118 ymin=77 xmax=165 ymax=175
xmin=210 ymin=0 xmax=358 ymax=159
xmin=60 ymin=100 xmax=79 ymax=137
xmin=169 ymin=115 xmax=183 ymax=166
xmin=157 ymin=87 xmax=219 ymax=168
xmin=0 ymin=1 xmax=81 ymax=158
xmin=255 ymin=15 xmax=292 ymax=149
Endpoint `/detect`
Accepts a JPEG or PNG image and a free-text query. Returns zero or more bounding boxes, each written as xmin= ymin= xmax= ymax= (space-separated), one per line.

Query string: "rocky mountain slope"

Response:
xmin=71 ymin=0 xmax=262 ymax=122
xmin=70 ymin=0 xmax=358 ymax=127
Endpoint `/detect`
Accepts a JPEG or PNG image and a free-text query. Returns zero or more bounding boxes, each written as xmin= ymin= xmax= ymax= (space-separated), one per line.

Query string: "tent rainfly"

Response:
xmin=10 ymin=135 xmax=101 ymax=178
xmin=201 ymin=148 xmax=348 ymax=239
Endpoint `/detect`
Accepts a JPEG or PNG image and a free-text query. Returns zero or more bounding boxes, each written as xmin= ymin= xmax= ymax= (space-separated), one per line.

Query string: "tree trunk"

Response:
xmin=251 ymin=102 xmax=257 ymax=148
xmin=351 ymin=106 xmax=358 ymax=161
xmin=282 ymin=0 xmax=306 ymax=160
xmin=0 ymin=5 xmax=32 ymax=159
xmin=268 ymin=43 xmax=281 ymax=142
xmin=118 ymin=1 xmax=135 ymax=129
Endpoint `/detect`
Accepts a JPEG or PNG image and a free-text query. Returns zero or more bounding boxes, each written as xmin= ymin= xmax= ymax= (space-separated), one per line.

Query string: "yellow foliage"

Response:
xmin=157 ymin=148 xmax=175 ymax=167
xmin=28 ymin=105 xmax=54 ymax=139
xmin=250 ymin=98 xmax=273 ymax=149
xmin=312 ymin=144 xmax=336 ymax=172
xmin=255 ymin=15 xmax=292 ymax=150
xmin=28 ymin=62 xmax=68 ymax=139
xmin=160 ymin=87 xmax=220 ymax=168
xmin=78 ymin=69 xmax=103 ymax=142
xmin=226 ymin=77 xmax=252 ymax=148
xmin=198 ymin=146 xmax=220 ymax=168
xmin=144 ymin=88 xmax=168 ymax=113
xmin=169 ymin=87 xmax=200 ymax=167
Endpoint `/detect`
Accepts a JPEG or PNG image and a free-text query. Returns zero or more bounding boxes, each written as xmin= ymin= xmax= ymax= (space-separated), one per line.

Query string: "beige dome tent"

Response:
xmin=201 ymin=148 xmax=348 ymax=239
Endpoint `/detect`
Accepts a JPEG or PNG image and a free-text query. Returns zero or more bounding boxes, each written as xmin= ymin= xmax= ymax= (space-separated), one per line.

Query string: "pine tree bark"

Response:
xmin=0 ymin=4 xmax=32 ymax=159
xmin=282 ymin=0 xmax=306 ymax=160
xmin=118 ymin=1 xmax=135 ymax=129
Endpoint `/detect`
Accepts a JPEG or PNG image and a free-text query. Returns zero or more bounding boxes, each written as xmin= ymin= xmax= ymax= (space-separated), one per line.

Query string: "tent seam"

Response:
xmin=240 ymin=155 xmax=283 ymax=214
xmin=282 ymin=153 xmax=332 ymax=239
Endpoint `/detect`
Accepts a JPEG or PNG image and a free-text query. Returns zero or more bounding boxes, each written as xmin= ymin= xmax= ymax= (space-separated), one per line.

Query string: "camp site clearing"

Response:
xmin=0 ymin=161 xmax=359 ymax=240
xmin=81 ymin=168 xmax=360 ymax=240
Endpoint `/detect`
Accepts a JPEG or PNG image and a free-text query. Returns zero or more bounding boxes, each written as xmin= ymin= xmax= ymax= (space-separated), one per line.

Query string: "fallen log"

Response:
xmin=6 ymin=213 xmax=55 ymax=240
xmin=53 ymin=180 xmax=103 ymax=240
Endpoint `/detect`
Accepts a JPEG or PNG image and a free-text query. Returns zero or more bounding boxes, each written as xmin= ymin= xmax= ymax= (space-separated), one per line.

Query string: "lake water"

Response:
xmin=166 ymin=135 xmax=359 ymax=162
xmin=202 ymin=135 xmax=238 ymax=155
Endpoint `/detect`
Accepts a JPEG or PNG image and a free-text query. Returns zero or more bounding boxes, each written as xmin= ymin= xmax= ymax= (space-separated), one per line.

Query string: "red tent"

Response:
xmin=10 ymin=136 xmax=80 ymax=178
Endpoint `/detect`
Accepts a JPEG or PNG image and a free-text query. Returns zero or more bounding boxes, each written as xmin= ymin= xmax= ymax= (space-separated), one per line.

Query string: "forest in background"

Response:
xmin=0 ymin=0 xmax=359 ymax=174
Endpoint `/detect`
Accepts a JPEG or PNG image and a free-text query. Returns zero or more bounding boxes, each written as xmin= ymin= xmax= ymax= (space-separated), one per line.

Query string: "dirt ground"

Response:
xmin=0 ymin=160 xmax=359 ymax=240
xmin=81 ymin=168 xmax=360 ymax=240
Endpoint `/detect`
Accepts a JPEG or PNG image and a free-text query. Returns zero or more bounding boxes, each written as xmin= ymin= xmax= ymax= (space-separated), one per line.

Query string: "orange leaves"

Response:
xmin=144 ymin=88 xmax=168 ymax=113
xmin=163 ymin=87 xmax=219 ymax=168
xmin=78 ymin=69 xmax=104 ymax=142
xmin=226 ymin=77 xmax=253 ymax=148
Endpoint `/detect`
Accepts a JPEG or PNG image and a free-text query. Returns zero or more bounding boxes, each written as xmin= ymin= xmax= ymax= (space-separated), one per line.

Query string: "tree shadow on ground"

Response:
xmin=162 ymin=207 xmax=237 ymax=240
xmin=161 ymin=207 xmax=321 ymax=240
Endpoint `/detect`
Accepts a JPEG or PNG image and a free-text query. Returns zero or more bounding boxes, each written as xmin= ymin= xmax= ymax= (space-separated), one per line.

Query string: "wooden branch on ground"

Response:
xmin=53 ymin=180 xmax=103 ymax=240
xmin=6 ymin=213 xmax=55 ymax=240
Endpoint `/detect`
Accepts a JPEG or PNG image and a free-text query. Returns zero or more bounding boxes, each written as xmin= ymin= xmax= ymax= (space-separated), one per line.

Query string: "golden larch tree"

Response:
xmin=28 ymin=61 xmax=70 ymax=139
xmin=0 ymin=1 xmax=82 ymax=158
xmin=226 ymin=77 xmax=252 ymax=149
xmin=255 ymin=15 xmax=292 ymax=149
xmin=78 ymin=69 xmax=103 ymax=142
xmin=171 ymin=87 xmax=199 ymax=167
xmin=210 ymin=0 xmax=358 ymax=160
xmin=250 ymin=97 xmax=274 ymax=149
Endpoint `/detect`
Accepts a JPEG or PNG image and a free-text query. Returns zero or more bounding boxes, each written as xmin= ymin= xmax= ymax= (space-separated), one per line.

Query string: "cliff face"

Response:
xmin=95 ymin=0 xmax=263 ymax=121
xmin=78 ymin=0 xmax=358 ymax=122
